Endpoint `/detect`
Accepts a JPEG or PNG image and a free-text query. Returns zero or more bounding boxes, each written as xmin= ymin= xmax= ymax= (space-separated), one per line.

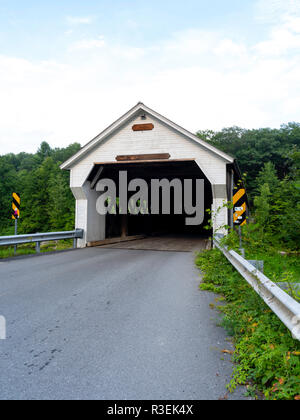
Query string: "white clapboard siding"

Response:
xmin=70 ymin=115 xmax=227 ymax=188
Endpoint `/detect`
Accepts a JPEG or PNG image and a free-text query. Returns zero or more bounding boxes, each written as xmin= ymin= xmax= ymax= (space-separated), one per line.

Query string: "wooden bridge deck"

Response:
xmin=98 ymin=234 xmax=211 ymax=253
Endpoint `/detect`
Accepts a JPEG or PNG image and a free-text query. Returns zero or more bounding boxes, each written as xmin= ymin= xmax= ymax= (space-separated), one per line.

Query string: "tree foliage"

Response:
xmin=197 ymin=123 xmax=300 ymax=198
xmin=198 ymin=123 xmax=300 ymax=250
xmin=0 ymin=142 xmax=81 ymax=235
xmin=252 ymin=161 xmax=299 ymax=249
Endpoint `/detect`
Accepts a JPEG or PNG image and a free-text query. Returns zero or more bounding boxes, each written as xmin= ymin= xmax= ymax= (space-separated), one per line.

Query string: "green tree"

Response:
xmin=254 ymin=184 xmax=271 ymax=230
xmin=198 ymin=124 xmax=300 ymax=200
xmin=48 ymin=167 xmax=75 ymax=231
xmin=20 ymin=157 xmax=55 ymax=233
xmin=256 ymin=162 xmax=280 ymax=194
xmin=0 ymin=156 xmax=18 ymax=234
xmin=37 ymin=141 xmax=52 ymax=161
xmin=0 ymin=142 xmax=81 ymax=235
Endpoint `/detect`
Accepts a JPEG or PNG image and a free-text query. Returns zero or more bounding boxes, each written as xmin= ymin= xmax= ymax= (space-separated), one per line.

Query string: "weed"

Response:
xmin=196 ymin=248 xmax=300 ymax=400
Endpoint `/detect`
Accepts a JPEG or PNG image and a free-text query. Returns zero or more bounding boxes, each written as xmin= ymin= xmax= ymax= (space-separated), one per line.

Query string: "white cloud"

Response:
xmin=66 ymin=16 xmax=93 ymax=25
xmin=213 ymin=39 xmax=247 ymax=57
xmin=255 ymin=0 xmax=300 ymax=23
xmin=69 ymin=36 xmax=105 ymax=51
xmin=1 ymin=6 xmax=300 ymax=155
xmin=254 ymin=15 xmax=300 ymax=55
xmin=161 ymin=29 xmax=217 ymax=56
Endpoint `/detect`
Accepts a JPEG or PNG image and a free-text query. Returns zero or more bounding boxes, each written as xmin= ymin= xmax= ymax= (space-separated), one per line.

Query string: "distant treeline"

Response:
xmin=198 ymin=123 xmax=300 ymax=249
xmin=0 ymin=142 xmax=81 ymax=236
xmin=0 ymin=123 xmax=299 ymax=248
xmin=197 ymin=123 xmax=300 ymax=198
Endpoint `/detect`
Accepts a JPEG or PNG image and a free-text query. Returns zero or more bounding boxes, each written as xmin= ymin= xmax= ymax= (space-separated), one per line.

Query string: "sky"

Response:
xmin=0 ymin=0 xmax=300 ymax=154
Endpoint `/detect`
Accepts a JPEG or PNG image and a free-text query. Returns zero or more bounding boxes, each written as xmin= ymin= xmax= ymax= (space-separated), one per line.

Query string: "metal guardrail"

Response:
xmin=214 ymin=235 xmax=300 ymax=342
xmin=0 ymin=229 xmax=84 ymax=253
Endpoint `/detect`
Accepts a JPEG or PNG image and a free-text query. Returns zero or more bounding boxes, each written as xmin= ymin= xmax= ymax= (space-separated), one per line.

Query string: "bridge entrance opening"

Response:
xmin=87 ymin=160 xmax=213 ymax=250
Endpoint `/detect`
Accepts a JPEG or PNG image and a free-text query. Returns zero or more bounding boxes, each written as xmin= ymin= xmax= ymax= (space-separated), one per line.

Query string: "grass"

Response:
xmin=0 ymin=239 xmax=74 ymax=259
xmin=223 ymin=224 xmax=300 ymax=284
xmin=241 ymin=248 xmax=300 ymax=294
xmin=196 ymin=248 xmax=300 ymax=400
xmin=195 ymin=224 xmax=300 ymax=400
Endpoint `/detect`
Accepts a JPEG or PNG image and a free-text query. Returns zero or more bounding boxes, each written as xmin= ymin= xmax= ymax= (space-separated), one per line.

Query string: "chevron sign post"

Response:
xmin=12 ymin=193 xmax=20 ymax=220
xmin=233 ymin=188 xmax=247 ymax=227
xmin=233 ymin=187 xmax=247 ymax=257
xmin=12 ymin=193 xmax=20 ymax=254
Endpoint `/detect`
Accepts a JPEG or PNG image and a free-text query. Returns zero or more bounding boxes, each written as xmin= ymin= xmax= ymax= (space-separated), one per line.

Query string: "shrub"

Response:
xmin=196 ymin=249 xmax=300 ymax=400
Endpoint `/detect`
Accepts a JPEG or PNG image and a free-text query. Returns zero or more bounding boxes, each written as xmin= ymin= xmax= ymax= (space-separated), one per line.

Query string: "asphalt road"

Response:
xmin=0 ymin=248 xmax=246 ymax=400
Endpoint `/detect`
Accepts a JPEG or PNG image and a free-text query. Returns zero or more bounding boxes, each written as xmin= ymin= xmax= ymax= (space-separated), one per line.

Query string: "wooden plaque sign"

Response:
xmin=116 ymin=154 xmax=171 ymax=162
xmin=132 ymin=123 xmax=154 ymax=132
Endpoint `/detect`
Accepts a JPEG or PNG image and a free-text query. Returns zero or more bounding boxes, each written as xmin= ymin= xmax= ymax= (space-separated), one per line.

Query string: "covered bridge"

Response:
xmin=61 ymin=103 xmax=242 ymax=249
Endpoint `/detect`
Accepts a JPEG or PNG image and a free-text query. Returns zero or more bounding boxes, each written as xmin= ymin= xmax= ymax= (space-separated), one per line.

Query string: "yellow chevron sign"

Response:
xmin=12 ymin=193 xmax=20 ymax=220
xmin=233 ymin=188 xmax=246 ymax=226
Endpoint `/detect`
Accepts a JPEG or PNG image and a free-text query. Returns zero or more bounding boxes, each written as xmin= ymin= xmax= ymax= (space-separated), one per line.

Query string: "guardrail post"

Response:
xmin=73 ymin=238 xmax=77 ymax=249
xmin=36 ymin=242 xmax=41 ymax=253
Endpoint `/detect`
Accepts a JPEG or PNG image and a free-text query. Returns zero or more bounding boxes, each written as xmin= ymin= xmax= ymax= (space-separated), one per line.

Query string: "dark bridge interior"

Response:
xmin=88 ymin=160 xmax=213 ymax=239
